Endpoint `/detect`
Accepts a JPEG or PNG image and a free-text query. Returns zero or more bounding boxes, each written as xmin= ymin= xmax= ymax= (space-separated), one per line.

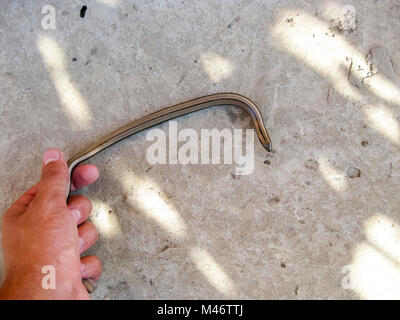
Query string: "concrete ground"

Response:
xmin=1 ymin=0 xmax=400 ymax=299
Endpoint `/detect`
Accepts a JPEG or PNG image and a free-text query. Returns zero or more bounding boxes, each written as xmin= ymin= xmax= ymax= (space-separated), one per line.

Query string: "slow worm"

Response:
xmin=67 ymin=92 xmax=272 ymax=293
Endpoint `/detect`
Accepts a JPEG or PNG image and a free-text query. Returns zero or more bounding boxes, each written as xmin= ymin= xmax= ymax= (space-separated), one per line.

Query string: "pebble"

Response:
xmin=346 ymin=167 xmax=361 ymax=178
xmin=268 ymin=195 xmax=280 ymax=205
xmin=305 ymin=159 xmax=319 ymax=170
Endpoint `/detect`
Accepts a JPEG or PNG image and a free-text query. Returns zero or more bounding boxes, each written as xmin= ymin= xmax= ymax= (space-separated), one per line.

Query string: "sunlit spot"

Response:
xmin=364 ymin=105 xmax=399 ymax=145
xmin=318 ymin=156 xmax=347 ymax=191
xmin=190 ymin=247 xmax=236 ymax=297
xmin=271 ymin=10 xmax=400 ymax=106
xmin=201 ymin=52 xmax=234 ymax=82
xmin=121 ymin=171 xmax=187 ymax=238
xmin=349 ymin=243 xmax=400 ymax=300
xmin=364 ymin=214 xmax=400 ymax=262
xmin=37 ymin=35 xmax=91 ymax=128
xmin=366 ymin=76 xmax=400 ymax=107
xmin=322 ymin=1 xmax=345 ymax=19
xmin=96 ymin=0 xmax=120 ymax=7
xmin=272 ymin=10 xmax=361 ymax=100
xmin=91 ymin=200 xmax=121 ymax=238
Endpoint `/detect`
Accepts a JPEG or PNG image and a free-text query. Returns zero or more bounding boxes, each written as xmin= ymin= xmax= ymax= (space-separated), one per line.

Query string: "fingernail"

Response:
xmin=71 ymin=208 xmax=81 ymax=223
xmin=43 ymin=149 xmax=60 ymax=165
xmin=78 ymin=237 xmax=85 ymax=250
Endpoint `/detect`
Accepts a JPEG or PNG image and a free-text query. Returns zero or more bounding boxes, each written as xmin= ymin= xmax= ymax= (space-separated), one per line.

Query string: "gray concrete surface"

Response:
xmin=1 ymin=0 xmax=400 ymax=299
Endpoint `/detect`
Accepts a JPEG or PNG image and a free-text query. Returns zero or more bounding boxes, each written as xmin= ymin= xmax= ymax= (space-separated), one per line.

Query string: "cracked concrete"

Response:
xmin=1 ymin=0 xmax=400 ymax=299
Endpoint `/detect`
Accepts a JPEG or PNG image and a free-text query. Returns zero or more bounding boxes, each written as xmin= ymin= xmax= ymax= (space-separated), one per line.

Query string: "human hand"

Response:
xmin=0 ymin=148 xmax=101 ymax=299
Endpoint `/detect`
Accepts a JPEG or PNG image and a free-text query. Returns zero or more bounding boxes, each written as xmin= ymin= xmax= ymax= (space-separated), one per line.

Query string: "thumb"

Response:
xmin=36 ymin=148 xmax=69 ymax=202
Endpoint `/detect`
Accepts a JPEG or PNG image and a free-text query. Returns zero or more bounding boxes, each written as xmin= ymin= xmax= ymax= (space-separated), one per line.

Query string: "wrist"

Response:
xmin=0 ymin=268 xmax=84 ymax=299
xmin=0 ymin=268 xmax=47 ymax=299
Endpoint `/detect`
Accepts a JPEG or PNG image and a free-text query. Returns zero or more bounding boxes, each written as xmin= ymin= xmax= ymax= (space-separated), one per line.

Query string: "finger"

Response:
xmin=78 ymin=221 xmax=98 ymax=254
xmin=70 ymin=164 xmax=99 ymax=191
xmin=80 ymin=255 xmax=102 ymax=281
xmin=67 ymin=195 xmax=92 ymax=225
xmin=35 ymin=149 xmax=69 ymax=205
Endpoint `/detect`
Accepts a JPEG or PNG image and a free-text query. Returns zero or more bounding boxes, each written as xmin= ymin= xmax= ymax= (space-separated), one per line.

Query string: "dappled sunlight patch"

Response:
xmin=345 ymin=214 xmax=400 ymax=299
xmin=190 ymin=247 xmax=237 ymax=297
xmin=201 ymin=52 xmax=234 ymax=83
xmin=91 ymin=200 xmax=122 ymax=238
xmin=349 ymin=242 xmax=400 ymax=300
xmin=364 ymin=105 xmax=400 ymax=145
xmin=364 ymin=214 xmax=400 ymax=262
xmin=96 ymin=0 xmax=120 ymax=8
xmin=366 ymin=76 xmax=400 ymax=109
xmin=120 ymin=171 xmax=187 ymax=238
xmin=37 ymin=35 xmax=91 ymax=129
xmin=271 ymin=10 xmax=400 ymax=106
xmin=318 ymin=156 xmax=347 ymax=191
xmin=272 ymin=10 xmax=362 ymax=101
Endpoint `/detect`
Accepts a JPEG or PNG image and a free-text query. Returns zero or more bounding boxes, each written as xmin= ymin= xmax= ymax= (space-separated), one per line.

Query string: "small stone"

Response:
xmin=305 ymin=159 xmax=319 ymax=170
xmin=72 ymin=57 xmax=77 ymax=62
xmin=264 ymin=160 xmax=271 ymax=165
xmin=361 ymin=140 xmax=368 ymax=146
xmin=337 ymin=6 xmax=357 ymax=33
xmin=231 ymin=173 xmax=241 ymax=180
xmin=346 ymin=167 xmax=361 ymax=178
xmin=80 ymin=5 xmax=87 ymax=18
xmin=268 ymin=195 xmax=280 ymax=205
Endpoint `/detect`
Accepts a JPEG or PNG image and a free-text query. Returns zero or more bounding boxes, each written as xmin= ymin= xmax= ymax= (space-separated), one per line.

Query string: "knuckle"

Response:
xmin=89 ymin=256 xmax=102 ymax=275
xmin=40 ymin=189 xmax=61 ymax=201
xmin=34 ymin=192 xmax=66 ymax=212
xmin=86 ymin=221 xmax=99 ymax=239
xmin=85 ymin=197 xmax=92 ymax=213
xmin=45 ymin=162 xmax=69 ymax=181
xmin=71 ymin=195 xmax=92 ymax=212
xmin=80 ymin=220 xmax=96 ymax=234
xmin=90 ymin=222 xmax=99 ymax=238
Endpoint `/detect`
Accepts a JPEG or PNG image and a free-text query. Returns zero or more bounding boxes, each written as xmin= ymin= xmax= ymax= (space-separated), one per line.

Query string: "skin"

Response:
xmin=0 ymin=148 xmax=101 ymax=299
